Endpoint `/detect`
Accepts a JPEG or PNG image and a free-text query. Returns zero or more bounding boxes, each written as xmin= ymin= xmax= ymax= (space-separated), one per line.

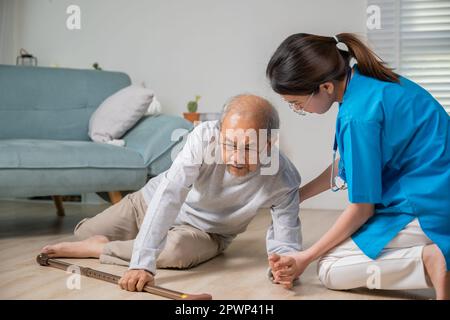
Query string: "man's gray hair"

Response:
xmin=219 ymin=94 xmax=280 ymax=139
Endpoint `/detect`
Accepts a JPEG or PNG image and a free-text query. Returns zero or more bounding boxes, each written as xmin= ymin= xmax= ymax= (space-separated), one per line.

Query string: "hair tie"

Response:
xmin=332 ymin=35 xmax=349 ymax=52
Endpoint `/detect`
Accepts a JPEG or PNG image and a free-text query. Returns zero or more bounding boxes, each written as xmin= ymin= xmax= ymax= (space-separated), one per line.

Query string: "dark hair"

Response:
xmin=266 ymin=33 xmax=399 ymax=95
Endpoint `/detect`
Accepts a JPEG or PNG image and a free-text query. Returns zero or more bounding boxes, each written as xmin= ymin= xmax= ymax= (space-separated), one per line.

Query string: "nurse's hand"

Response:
xmin=269 ymin=252 xmax=311 ymax=289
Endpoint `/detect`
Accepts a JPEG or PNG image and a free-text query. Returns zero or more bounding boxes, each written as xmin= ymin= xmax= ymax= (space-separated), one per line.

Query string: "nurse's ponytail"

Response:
xmin=266 ymin=32 xmax=399 ymax=95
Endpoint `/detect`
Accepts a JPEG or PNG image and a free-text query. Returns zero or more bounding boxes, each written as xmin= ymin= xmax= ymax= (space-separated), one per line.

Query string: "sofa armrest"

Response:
xmin=123 ymin=114 xmax=193 ymax=167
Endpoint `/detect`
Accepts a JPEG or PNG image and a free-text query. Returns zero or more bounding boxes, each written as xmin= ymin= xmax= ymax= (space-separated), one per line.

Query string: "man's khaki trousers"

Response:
xmin=74 ymin=190 xmax=226 ymax=269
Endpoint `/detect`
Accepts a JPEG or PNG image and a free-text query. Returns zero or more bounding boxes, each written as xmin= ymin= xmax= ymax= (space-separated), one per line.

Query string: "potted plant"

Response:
xmin=183 ymin=95 xmax=201 ymax=123
xmin=92 ymin=62 xmax=102 ymax=70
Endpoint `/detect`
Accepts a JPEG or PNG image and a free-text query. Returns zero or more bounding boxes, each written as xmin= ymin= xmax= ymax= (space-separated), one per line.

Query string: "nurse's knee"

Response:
xmin=317 ymin=256 xmax=343 ymax=290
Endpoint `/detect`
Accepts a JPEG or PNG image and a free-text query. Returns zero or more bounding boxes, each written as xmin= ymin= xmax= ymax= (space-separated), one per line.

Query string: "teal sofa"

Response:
xmin=0 ymin=65 xmax=193 ymax=214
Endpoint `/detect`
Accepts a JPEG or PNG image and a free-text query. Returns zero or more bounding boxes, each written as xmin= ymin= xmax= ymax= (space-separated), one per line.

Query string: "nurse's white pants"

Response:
xmin=317 ymin=218 xmax=433 ymax=290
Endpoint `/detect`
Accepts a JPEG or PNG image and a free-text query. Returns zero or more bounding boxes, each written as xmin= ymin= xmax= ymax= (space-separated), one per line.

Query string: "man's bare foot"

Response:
xmin=41 ymin=235 xmax=109 ymax=259
xmin=423 ymin=244 xmax=450 ymax=300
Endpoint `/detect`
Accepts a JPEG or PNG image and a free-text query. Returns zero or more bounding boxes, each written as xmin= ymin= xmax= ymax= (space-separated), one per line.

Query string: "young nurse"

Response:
xmin=266 ymin=33 xmax=449 ymax=299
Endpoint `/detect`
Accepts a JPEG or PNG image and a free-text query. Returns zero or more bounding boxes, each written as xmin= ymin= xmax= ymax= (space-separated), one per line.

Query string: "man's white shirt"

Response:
xmin=130 ymin=121 xmax=302 ymax=274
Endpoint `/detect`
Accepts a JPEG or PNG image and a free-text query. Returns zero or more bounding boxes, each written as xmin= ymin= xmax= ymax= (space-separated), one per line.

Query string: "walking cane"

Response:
xmin=36 ymin=253 xmax=212 ymax=300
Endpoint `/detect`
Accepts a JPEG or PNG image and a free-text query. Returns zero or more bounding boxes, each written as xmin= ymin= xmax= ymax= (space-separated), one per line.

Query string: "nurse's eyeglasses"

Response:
xmin=287 ymin=92 xmax=314 ymax=116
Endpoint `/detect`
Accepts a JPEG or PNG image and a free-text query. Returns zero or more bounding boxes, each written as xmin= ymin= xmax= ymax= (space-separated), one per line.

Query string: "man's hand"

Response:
xmin=118 ymin=269 xmax=154 ymax=292
xmin=269 ymin=254 xmax=298 ymax=289
xmin=268 ymin=252 xmax=311 ymax=289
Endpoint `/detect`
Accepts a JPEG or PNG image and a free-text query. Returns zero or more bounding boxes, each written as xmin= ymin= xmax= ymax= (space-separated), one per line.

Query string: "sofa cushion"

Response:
xmin=0 ymin=139 xmax=145 ymax=169
xmin=0 ymin=167 xmax=148 ymax=198
xmin=123 ymin=114 xmax=194 ymax=167
xmin=0 ymin=65 xmax=131 ymax=141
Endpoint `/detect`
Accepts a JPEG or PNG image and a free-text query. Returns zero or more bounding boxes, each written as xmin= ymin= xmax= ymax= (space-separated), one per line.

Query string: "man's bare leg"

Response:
xmin=41 ymin=235 xmax=109 ymax=259
xmin=423 ymin=244 xmax=450 ymax=300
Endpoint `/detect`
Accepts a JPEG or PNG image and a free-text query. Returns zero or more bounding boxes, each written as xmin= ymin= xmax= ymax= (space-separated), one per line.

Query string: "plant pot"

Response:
xmin=183 ymin=112 xmax=200 ymax=123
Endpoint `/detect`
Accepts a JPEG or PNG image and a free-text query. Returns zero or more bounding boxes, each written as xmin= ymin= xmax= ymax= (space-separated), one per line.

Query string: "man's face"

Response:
xmin=220 ymin=114 xmax=268 ymax=177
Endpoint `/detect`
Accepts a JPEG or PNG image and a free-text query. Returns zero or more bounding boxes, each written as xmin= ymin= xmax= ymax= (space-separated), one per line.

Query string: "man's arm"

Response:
xmin=266 ymin=185 xmax=302 ymax=285
xmin=119 ymin=123 xmax=208 ymax=291
xmin=266 ymin=187 xmax=302 ymax=255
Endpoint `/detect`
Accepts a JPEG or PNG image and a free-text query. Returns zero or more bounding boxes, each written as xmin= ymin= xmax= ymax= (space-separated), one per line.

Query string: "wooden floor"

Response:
xmin=0 ymin=199 xmax=434 ymax=300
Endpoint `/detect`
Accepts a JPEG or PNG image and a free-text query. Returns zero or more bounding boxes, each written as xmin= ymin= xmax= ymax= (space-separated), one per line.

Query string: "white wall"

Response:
xmin=0 ymin=0 xmax=20 ymax=63
xmin=1 ymin=0 xmax=368 ymax=210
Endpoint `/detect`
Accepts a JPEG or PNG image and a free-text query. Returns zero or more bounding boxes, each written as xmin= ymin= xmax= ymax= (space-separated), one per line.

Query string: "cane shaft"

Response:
xmin=83 ymin=268 xmax=188 ymax=300
xmin=37 ymin=254 xmax=209 ymax=300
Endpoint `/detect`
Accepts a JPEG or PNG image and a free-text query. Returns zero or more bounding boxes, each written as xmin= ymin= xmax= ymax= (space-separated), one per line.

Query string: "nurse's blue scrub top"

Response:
xmin=336 ymin=66 xmax=450 ymax=270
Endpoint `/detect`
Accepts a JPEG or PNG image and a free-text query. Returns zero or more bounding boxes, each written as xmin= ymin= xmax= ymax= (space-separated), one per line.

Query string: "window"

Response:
xmin=367 ymin=0 xmax=450 ymax=112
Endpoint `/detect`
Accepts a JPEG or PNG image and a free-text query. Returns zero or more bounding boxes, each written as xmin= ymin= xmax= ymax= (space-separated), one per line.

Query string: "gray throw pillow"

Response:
xmin=89 ymin=85 xmax=154 ymax=143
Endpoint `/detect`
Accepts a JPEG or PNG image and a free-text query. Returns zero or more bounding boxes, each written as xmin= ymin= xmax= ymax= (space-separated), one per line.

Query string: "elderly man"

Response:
xmin=41 ymin=94 xmax=302 ymax=291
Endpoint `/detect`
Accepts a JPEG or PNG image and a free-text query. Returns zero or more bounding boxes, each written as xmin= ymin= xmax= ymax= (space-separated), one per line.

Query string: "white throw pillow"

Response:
xmin=89 ymin=85 xmax=154 ymax=144
xmin=145 ymin=95 xmax=162 ymax=115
